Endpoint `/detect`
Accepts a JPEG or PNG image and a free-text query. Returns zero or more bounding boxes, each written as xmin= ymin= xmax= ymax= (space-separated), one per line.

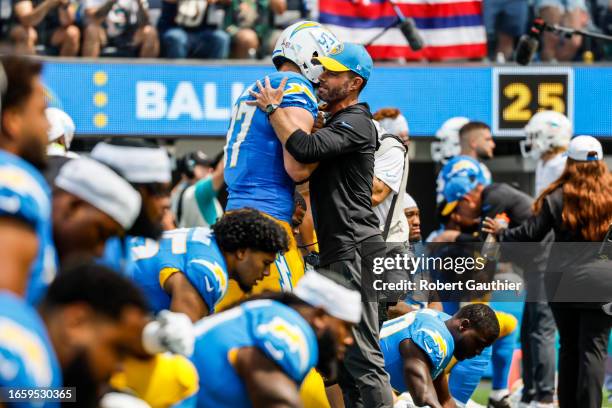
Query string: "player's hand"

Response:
xmin=247 ymin=76 xmax=287 ymax=111
xmin=142 ymin=310 xmax=195 ymax=357
xmin=312 ymin=112 xmax=325 ymax=132
xmin=482 ymin=216 xmax=503 ymax=235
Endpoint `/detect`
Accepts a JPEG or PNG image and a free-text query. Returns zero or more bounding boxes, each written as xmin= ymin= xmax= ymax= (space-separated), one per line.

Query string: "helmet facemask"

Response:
xmin=272 ymin=21 xmax=340 ymax=84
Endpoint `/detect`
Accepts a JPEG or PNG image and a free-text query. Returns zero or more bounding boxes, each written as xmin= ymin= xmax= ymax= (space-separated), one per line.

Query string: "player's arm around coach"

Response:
xmin=247 ymin=43 xmax=374 ymax=171
xmin=250 ymin=43 xmax=397 ymax=408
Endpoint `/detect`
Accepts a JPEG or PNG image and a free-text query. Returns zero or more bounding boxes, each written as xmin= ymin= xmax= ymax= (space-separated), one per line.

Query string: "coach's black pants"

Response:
xmin=550 ymin=303 xmax=612 ymax=408
xmin=521 ymin=301 xmax=556 ymax=403
xmin=320 ymin=241 xmax=393 ymax=408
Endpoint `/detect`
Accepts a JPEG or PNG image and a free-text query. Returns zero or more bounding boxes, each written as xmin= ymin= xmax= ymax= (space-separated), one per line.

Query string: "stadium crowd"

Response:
xmin=1 ymin=0 xmax=612 ymax=61
xmin=1 ymin=18 xmax=612 ymax=408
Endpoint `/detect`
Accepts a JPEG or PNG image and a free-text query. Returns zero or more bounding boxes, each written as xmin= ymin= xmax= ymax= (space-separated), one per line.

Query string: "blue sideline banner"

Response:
xmin=42 ymin=61 xmax=612 ymax=137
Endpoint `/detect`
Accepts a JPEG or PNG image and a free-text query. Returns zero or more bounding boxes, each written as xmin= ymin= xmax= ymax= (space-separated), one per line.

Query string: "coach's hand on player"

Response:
xmin=142 ymin=310 xmax=195 ymax=357
xmin=312 ymin=112 xmax=325 ymax=132
xmin=248 ymin=76 xmax=287 ymax=111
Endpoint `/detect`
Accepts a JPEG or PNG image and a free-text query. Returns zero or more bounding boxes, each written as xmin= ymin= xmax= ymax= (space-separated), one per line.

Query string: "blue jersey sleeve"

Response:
xmin=248 ymin=301 xmax=318 ymax=384
xmin=184 ymin=259 xmax=228 ymax=310
xmin=0 ymin=295 xmax=61 ymax=399
xmin=0 ymin=161 xmax=49 ymax=228
xmin=411 ymin=317 xmax=452 ymax=379
xmin=280 ymin=76 xmax=318 ymax=120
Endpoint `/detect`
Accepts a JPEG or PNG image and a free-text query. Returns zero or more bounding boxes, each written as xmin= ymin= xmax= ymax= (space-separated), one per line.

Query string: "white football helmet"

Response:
xmin=272 ymin=21 xmax=340 ymax=84
xmin=521 ymin=111 xmax=572 ymax=159
xmin=430 ymin=117 xmax=469 ymax=163
xmin=46 ymin=107 xmax=75 ymax=149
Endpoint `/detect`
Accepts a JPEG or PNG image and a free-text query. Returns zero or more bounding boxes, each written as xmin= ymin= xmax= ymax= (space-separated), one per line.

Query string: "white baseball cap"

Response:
xmin=55 ymin=158 xmax=142 ymax=230
xmin=91 ymin=141 xmax=171 ymax=184
xmin=294 ymin=271 xmax=362 ymax=324
xmin=567 ymin=135 xmax=603 ymax=162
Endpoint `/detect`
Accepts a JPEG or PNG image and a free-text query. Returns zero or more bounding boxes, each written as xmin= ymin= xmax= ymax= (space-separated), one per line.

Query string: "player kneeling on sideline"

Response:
xmin=380 ymin=304 xmax=499 ymax=408
xmin=129 ymin=208 xmax=289 ymax=322
xmin=190 ymin=271 xmax=360 ymax=408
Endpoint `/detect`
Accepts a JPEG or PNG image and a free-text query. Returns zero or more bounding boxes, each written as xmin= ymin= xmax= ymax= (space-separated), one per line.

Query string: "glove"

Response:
xmin=142 ymin=310 xmax=195 ymax=357
xmin=100 ymin=392 xmax=151 ymax=408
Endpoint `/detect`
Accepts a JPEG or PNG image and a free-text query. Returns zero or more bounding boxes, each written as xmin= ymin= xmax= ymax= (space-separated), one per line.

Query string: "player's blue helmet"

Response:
xmin=272 ymin=21 xmax=340 ymax=84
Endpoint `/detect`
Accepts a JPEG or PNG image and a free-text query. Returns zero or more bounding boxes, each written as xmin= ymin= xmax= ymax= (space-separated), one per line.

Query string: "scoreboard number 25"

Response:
xmin=493 ymin=68 xmax=573 ymax=136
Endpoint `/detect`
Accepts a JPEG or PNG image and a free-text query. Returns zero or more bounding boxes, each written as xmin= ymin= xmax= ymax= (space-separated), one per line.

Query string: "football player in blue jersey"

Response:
xmin=91 ymin=139 xmax=173 ymax=274
xmin=50 ymin=157 xmax=142 ymax=266
xmin=219 ymin=21 xmax=340 ymax=309
xmin=130 ymin=208 xmax=289 ymax=322
xmin=379 ymin=304 xmax=499 ymax=408
xmin=435 ymin=121 xmax=494 ymax=205
xmin=0 ymin=290 xmax=62 ymax=408
xmin=0 ymin=56 xmax=58 ymax=305
xmin=0 ymin=260 xmax=191 ymax=408
xmin=191 ymin=271 xmax=361 ymax=408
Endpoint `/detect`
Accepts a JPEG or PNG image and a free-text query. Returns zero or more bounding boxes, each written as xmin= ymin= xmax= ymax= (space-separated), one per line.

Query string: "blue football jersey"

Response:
xmin=436 ymin=156 xmax=492 ymax=204
xmin=191 ymin=299 xmax=318 ymax=408
xmin=379 ymin=309 xmax=455 ymax=392
xmin=128 ymin=228 xmax=228 ymax=314
xmin=0 ymin=291 xmax=62 ymax=408
xmin=0 ymin=150 xmax=57 ymax=304
xmin=224 ymin=71 xmax=319 ymax=223
xmin=99 ymin=236 xmax=129 ymax=274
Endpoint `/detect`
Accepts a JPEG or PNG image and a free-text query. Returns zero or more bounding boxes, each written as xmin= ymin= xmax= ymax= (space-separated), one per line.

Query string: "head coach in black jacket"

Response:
xmin=248 ymin=42 xmax=393 ymax=408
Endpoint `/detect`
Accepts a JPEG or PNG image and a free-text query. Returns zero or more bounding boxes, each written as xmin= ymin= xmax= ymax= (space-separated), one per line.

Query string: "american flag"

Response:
xmin=319 ymin=0 xmax=487 ymax=61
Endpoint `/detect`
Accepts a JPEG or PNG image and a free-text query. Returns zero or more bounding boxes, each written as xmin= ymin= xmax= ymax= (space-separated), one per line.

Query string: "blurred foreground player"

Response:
xmin=1 ymin=262 xmax=192 ymax=408
xmin=0 ymin=56 xmax=58 ymax=304
xmin=51 ymin=157 xmax=142 ymax=266
xmin=221 ymin=21 xmax=340 ymax=307
xmin=91 ymin=139 xmax=173 ymax=273
xmin=130 ymin=209 xmax=288 ymax=322
xmin=191 ymin=271 xmax=360 ymax=408
xmin=380 ymin=304 xmax=499 ymax=408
